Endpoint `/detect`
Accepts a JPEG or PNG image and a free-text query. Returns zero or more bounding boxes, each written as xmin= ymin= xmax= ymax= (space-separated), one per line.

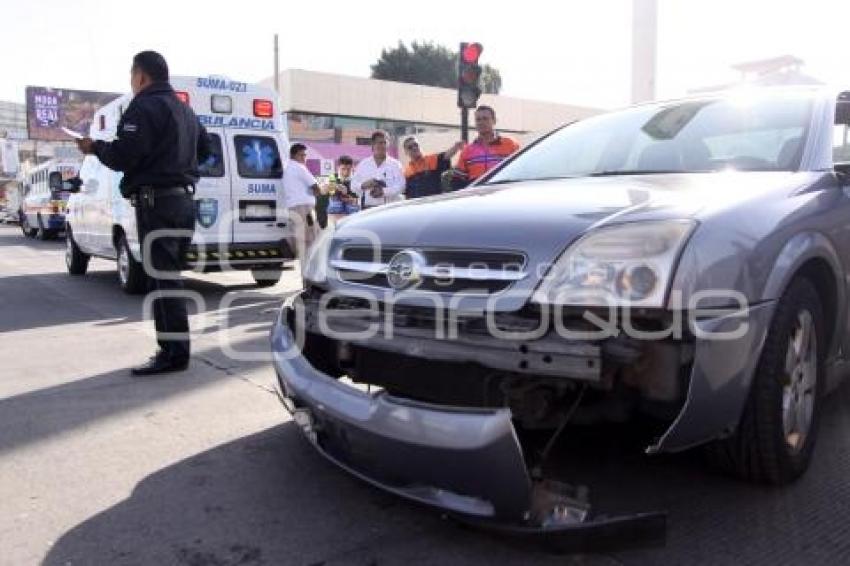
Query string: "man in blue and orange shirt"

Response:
xmin=455 ymin=105 xmax=520 ymax=184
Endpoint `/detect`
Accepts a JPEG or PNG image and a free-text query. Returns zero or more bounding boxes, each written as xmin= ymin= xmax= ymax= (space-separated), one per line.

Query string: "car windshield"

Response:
xmin=485 ymin=92 xmax=814 ymax=185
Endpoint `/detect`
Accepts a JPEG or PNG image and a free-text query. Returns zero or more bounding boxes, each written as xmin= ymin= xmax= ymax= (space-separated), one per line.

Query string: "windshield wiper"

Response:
xmin=589 ymin=169 xmax=686 ymax=177
xmin=484 ymin=176 xmax=575 ymax=185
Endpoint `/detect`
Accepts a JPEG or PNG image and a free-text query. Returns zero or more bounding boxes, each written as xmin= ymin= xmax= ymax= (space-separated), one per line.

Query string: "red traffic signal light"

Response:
xmin=461 ymin=42 xmax=483 ymax=64
xmin=458 ymin=42 xmax=483 ymax=109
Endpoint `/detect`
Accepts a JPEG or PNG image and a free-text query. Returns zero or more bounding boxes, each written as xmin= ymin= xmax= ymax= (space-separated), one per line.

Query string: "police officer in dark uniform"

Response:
xmin=76 ymin=51 xmax=210 ymax=375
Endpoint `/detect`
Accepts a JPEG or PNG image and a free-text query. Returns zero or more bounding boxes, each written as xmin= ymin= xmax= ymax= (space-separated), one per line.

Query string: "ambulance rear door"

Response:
xmin=223 ymin=130 xmax=285 ymax=244
xmin=193 ymin=128 xmax=233 ymax=245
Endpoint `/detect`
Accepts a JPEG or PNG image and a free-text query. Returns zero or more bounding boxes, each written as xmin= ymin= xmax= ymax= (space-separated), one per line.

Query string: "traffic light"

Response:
xmin=457 ymin=42 xmax=483 ymax=109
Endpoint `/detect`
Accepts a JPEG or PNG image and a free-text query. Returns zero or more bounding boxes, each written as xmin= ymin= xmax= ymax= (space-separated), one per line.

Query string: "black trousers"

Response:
xmin=136 ymin=190 xmax=195 ymax=361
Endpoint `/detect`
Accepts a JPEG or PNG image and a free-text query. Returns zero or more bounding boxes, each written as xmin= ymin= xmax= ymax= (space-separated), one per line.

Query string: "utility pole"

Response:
xmin=631 ymin=0 xmax=658 ymax=104
xmin=461 ymin=109 xmax=469 ymax=143
xmin=274 ymin=33 xmax=280 ymax=94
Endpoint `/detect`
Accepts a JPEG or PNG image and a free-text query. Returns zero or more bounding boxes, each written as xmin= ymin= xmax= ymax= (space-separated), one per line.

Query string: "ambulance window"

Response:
xmin=199 ymin=133 xmax=225 ymax=177
xmin=234 ymin=135 xmax=283 ymax=179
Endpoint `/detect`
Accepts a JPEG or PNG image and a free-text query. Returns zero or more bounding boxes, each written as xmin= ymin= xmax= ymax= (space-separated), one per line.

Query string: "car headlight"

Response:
xmin=301 ymin=225 xmax=335 ymax=284
xmin=532 ymin=220 xmax=696 ymax=308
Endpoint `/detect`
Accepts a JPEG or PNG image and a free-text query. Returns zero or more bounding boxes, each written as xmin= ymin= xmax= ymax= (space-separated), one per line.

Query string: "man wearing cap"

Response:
xmin=402 ymin=137 xmax=464 ymax=199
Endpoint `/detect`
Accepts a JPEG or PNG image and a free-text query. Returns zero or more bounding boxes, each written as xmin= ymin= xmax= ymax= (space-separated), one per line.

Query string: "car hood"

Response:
xmin=331 ymin=171 xmax=816 ymax=309
xmin=338 ymin=172 xmax=813 ymax=253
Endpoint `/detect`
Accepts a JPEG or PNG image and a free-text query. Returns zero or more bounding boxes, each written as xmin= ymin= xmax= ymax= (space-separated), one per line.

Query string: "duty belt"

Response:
xmin=135 ymin=185 xmax=194 ymax=208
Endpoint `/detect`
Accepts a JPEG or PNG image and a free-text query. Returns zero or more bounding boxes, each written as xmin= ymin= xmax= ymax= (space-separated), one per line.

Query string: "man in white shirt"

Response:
xmin=351 ymin=130 xmax=405 ymax=209
xmin=283 ymin=143 xmax=320 ymax=257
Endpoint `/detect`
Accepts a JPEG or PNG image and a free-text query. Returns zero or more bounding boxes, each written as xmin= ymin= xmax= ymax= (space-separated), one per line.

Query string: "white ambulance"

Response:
xmin=65 ymin=76 xmax=294 ymax=293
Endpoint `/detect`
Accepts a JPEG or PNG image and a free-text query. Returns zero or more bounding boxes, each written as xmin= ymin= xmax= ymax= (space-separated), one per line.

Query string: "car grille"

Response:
xmin=332 ymin=246 xmax=528 ymax=294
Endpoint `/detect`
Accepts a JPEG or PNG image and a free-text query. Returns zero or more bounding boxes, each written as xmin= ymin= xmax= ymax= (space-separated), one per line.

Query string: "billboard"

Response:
xmin=26 ymin=86 xmax=121 ymax=141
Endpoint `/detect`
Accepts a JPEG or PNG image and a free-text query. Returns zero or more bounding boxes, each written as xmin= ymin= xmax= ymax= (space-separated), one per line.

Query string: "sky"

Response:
xmin=2 ymin=0 xmax=849 ymax=110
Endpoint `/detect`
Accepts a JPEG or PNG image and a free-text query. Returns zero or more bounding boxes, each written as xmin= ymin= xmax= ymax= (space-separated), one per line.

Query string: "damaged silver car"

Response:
xmin=270 ymin=87 xmax=850 ymax=545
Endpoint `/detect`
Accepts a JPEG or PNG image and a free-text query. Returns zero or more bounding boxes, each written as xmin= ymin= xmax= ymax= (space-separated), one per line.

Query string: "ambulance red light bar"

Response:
xmin=175 ymin=91 xmax=190 ymax=104
xmin=253 ymin=99 xmax=274 ymax=118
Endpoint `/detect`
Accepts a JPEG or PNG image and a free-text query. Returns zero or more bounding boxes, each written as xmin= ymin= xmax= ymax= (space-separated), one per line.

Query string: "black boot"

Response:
xmin=131 ymin=353 xmax=189 ymax=376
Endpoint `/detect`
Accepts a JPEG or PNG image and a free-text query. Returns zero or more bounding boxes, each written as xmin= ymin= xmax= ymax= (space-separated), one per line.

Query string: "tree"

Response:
xmin=371 ymin=41 xmax=502 ymax=95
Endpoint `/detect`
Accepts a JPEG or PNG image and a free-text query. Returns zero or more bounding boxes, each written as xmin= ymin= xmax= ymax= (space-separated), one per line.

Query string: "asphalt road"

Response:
xmin=1 ymin=223 xmax=849 ymax=566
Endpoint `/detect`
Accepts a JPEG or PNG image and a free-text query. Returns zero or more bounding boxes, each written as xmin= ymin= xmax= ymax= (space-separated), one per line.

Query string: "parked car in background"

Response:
xmin=0 ymin=182 xmax=22 ymax=223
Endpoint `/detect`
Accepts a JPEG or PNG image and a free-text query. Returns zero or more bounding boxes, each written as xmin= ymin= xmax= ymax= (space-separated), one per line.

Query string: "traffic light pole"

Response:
xmin=461 ymin=107 xmax=469 ymax=143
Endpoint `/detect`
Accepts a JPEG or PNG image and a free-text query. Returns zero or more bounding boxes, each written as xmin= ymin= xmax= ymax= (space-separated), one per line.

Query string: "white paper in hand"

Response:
xmin=61 ymin=127 xmax=84 ymax=140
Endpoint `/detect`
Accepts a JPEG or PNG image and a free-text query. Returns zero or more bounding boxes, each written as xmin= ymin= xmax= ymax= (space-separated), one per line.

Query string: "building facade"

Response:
xmin=262 ymin=69 xmax=602 ymax=172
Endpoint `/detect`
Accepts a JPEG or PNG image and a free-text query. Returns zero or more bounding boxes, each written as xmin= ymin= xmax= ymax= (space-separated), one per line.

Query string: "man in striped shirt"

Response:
xmin=455 ymin=105 xmax=520 ymax=183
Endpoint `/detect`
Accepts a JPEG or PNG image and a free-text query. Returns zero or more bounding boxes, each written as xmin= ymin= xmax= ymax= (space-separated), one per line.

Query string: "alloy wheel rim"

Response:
xmin=65 ymin=235 xmax=73 ymax=267
xmin=781 ymin=309 xmax=817 ymax=454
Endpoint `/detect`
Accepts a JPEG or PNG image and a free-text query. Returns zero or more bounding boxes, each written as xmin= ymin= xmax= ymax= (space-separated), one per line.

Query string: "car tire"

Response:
xmin=252 ymin=267 xmax=282 ymax=288
xmin=117 ymin=234 xmax=148 ymax=294
xmin=707 ymin=277 xmax=825 ymax=485
xmin=65 ymin=226 xmax=90 ymax=275
xmin=20 ymin=212 xmax=36 ymax=238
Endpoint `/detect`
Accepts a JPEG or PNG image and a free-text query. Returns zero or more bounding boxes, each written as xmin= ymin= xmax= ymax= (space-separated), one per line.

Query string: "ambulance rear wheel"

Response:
xmin=252 ymin=267 xmax=282 ymax=288
xmin=65 ymin=226 xmax=90 ymax=275
xmin=117 ymin=234 xmax=148 ymax=295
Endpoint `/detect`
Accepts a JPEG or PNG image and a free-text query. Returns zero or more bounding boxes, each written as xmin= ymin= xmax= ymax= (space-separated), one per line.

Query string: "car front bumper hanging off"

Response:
xmin=270 ymin=303 xmax=667 ymax=551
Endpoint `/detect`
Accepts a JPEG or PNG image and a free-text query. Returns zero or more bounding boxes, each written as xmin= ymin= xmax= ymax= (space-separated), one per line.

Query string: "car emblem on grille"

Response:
xmin=386 ymin=250 xmax=426 ymax=290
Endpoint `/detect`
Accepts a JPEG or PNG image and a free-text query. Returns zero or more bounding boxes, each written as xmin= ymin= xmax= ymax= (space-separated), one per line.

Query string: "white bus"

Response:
xmin=20 ymin=159 xmax=80 ymax=239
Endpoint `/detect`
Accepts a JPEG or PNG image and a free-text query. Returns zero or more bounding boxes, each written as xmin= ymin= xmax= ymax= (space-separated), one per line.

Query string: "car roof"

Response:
xmin=626 ymin=85 xmax=848 ymax=111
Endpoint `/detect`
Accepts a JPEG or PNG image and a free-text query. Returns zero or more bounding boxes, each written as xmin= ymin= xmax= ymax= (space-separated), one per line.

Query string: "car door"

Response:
xmin=192 ymin=129 xmax=232 ymax=247
xmin=225 ymin=131 xmax=285 ymax=244
xmin=86 ymin=164 xmax=117 ymax=256
xmin=830 ymin=92 xmax=850 ymax=358
xmin=70 ymin=156 xmax=97 ymax=250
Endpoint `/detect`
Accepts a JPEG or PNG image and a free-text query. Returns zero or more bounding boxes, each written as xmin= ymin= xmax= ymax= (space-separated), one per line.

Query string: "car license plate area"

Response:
xmin=239 ymin=200 xmax=276 ymax=222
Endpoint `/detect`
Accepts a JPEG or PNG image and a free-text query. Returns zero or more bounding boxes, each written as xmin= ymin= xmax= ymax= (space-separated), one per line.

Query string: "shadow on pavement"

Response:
xmin=42 ymin=424 xmax=617 ymax=566
xmin=0 ymin=333 xmax=276 ymax=456
xmin=0 ymin=268 xmax=285 ymax=334
xmin=43 ymin=382 xmax=850 ymax=566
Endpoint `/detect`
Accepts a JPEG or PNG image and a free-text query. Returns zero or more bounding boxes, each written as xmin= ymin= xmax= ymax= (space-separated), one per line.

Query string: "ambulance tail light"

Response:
xmin=175 ymin=91 xmax=190 ymax=104
xmin=253 ymin=99 xmax=274 ymax=118
xmin=211 ymin=94 xmax=233 ymax=114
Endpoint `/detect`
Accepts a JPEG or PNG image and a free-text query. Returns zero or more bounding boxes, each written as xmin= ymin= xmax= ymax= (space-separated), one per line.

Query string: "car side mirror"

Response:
xmin=835 ymin=162 xmax=850 ymax=181
xmin=63 ymin=177 xmax=83 ymax=193
xmin=49 ymin=172 xmax=63 ymax=191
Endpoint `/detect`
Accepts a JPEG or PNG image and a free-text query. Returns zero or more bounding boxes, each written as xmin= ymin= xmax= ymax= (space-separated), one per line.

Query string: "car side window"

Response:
xmin=833 ymin=93 xmax=850 ymax=164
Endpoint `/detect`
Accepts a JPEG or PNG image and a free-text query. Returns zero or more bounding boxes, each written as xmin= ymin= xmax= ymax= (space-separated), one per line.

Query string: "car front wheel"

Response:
xmin=117 ymin=234 xmax=148 ymax=294
xmin=708 ymin=277 xmax=825 ymax=484
xmin=65 ymin=226 xmax=90 ymax=275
